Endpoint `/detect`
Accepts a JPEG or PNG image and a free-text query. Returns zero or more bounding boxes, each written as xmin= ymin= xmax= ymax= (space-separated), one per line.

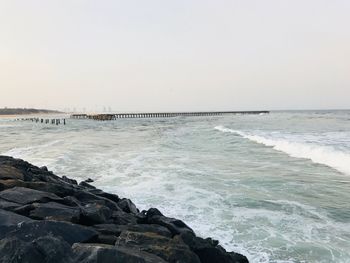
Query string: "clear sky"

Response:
xmin=0 ymin=0 xmax=349 ymax=112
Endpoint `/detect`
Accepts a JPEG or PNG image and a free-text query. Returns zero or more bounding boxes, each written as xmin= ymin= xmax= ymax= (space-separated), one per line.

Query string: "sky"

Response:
xmin=0 ymin=0 xmax=349 ymax=112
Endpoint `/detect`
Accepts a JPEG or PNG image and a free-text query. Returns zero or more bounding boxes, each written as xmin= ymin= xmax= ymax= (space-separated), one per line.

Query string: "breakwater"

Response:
xmin=71 ymin=111 xmax=269 ymax=121
xmin=0 ymin=156 xmax=249 ymax=263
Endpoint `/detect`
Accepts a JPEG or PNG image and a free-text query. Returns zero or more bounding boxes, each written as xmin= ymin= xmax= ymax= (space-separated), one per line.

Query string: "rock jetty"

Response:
xmin=0 ymin=156 xmax=249 ymax=263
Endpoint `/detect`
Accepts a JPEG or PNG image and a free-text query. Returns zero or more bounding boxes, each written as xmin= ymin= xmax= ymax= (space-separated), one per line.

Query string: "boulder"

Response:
xmin=79 ymin=181 xmax=96 ymax=189
xmin=72 ymin=243 xmax=167 ymax=263
xmin=4 ymin=220 xmax=98 ymax=245
xmin=29 ymin=202 xmax=81 ymax=223
xmin=118 ymin=198 xmax=139 ymax=214
xmin=0 ymin=199 xmax=21 ymax=211
xmin=0 ymin=165 xmax=24 ymax=180
xmin=0 ymin=187 xmax=62 ymax=204
xmin=111 ymin=210 xmax=138 ymax=225
xmin=143 ymin=208 xmax=194 ymax=236
xmin=0 ymin=209 xmax=33 ymax=238
xmin=81 ymin=203 xmax=112 ymax=225
xmin=179 ymin=232 xmax=249 ymax=263
xmin=0 ymin=236 xmax=74 ymax=263
xmin=116 ymin=231 xmax=200 ymax=263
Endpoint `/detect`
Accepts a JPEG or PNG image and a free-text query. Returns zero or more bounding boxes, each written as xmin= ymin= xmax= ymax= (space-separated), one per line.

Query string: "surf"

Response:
xmin=215 ymin=126 xmax=350 ymax=176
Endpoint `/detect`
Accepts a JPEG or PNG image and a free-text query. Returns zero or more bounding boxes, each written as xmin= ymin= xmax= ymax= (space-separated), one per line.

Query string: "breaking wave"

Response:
xmin=215 ymin=126 xmax=350 ymax=176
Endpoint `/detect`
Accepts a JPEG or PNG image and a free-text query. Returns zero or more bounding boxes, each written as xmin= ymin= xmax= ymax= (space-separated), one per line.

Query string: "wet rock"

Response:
xmin=111 ymin=210 xmax=138 ymax=225
xmin=116 ymin=231 xmax=200 ymax=263
xmin=179 ymin=232 xmax=249 ymax=263
xmin=0 ymin=236 xmax=74 ymax=263
xmin=62 ymin=175 xmax=78 ymax=185
xmin=81 ymin=203 xmax=112 ymax=225
xmin=0 ymin=199 xmax=21 ymax=211
xmin=118 ymin=198 xmax=139 ymax=214
xmin=144 ymin=208 xmax=194 ymax=236
xmin=79 ymin=181 xmax=96 ymax=189
xmin=84 ymin=178 xmax=94 ymax=183
xmin=93 ymin=223 xmax=172 ymax=238
xmin=0 ymin=186 xmax=62 ymax=204
xmin=0 ymin=209 xmax=33 ymax=238
xmin=0 ymin=165 xmax=24 ymax=180
xmin=73 ymin=190 xmax=121 ymax=211
xmin=5 ymin=220 xmax=98 ymax=245
xmin=72 ymin=243 xmax=167 ymax=263
xmin=29 ymin=202 xmax=81 ymax=223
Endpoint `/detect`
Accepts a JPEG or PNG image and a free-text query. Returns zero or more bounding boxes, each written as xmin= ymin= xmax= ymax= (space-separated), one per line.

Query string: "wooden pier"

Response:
xmin=71 ymin=111 xmax=269 ymax=121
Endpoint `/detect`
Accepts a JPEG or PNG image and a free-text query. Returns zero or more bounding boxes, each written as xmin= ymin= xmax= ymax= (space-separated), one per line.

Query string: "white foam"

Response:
xmin=215 ymin=126 xmax=350 ymax=176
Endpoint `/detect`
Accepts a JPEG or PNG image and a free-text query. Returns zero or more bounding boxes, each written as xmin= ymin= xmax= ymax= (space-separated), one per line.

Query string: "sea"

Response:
xmin=1 ymin=110 xmax=349 ymax=263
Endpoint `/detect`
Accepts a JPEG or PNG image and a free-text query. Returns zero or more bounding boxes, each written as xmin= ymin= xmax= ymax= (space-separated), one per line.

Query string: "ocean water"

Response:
xmin=1 ymin=110 xmax=350 ymax=263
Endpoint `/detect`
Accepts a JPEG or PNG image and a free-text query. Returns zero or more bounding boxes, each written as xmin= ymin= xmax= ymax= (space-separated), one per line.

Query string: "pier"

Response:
xmin=71 ymin=111 xmax=269 ymax=121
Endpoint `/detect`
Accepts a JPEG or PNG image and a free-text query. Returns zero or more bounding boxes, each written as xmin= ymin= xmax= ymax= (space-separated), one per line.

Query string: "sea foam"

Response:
xmin=215 ymin=126 xmax=350 ymax=176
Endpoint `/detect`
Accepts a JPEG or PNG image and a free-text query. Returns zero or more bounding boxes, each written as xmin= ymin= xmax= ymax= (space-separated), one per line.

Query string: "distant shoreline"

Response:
xmin=0 ymin=108 xmax=62 ymax=116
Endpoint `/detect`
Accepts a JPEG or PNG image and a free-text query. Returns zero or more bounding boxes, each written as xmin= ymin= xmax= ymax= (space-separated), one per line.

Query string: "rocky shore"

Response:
xmin=0 ymin=156 xmax=249 ymax=263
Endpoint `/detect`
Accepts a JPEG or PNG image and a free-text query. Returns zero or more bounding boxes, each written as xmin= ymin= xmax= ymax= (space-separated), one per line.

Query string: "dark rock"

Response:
xmin=81 ymin=203 xmax=112 ymax=225
xmin=0 ymin=209 xmax=33 ymax=238
xmin=84 ymin=178 xmax=94 ymax=183
xmin=93 ymin=223 xmax=172 ymax=238
xmin=0 ymin=165 xmax=25 ymax=180
xmin=29 ymin=202 xmax=81 ymax=223
xmin=79 ymin=181 xmax=96 ymax=189
xmin=62 ymin=175 xmax=78 ymax=185
xmin=73 ymin=190 xmax=121 ymax=211
xmin=40 ymin=166 xmax=48 ymax=171
xmin=144 ymin=208 xmax=194 ymax=236
xmin=0 ymin=199 xmax=21 ymax=211
xmin=4 ymin=220 xmax=98 ymax=245
xmin=72 ymin=243 xmax=167 ymax=263
xmin=179 ymin=232 xmax=249 ymax=263
xmin=0 ymin=236 xmax=74 ymax=263
xmin=116 ymin=231 xmax=200 ymax=263
xmin=118 ymin=198 xmax=139 ymax=214
xmin=111 ymin=210 xmax=138 ymax=225
xmin=0 ymin=186 xmax=62 ymax=204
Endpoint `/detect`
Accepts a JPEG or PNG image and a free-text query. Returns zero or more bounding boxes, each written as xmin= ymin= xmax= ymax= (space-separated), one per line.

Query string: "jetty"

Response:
xmin=71 ymin=111 xmax=269 ymax=121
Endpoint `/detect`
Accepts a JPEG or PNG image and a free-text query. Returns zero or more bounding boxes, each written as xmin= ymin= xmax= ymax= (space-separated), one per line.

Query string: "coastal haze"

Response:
xmin=0 ymin=0 xmax=350 ymax=111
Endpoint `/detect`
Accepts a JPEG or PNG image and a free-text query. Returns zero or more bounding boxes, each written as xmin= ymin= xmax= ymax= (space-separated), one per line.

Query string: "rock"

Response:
xmin=0 ymin=179 xmax=27 ymax=191
xmin=118 ymin=198 xmax=139 ymax=214
xmin=143 ymin=208 xmax=194 ymax=236
xmin=29 ymin=202 xmax=81 ymax=223
xmin=0 ymin=236 xmax=74 ymax=263
xmin=79 ymin=181 xmax=96 ymax=189
xmin=73 ymin=190 xmax=121 ymax=211
xmin=111 ymin=210 xmax=138 ymax=225
xmin=40 ymin=166 xmax=48 ymax=171
xmin=62 ymin=175 xmax=78 ymax=185
xmin=0 ymin=199 xmax=21 ymax=211
xmin=4 ymin=220 xmax=98 ymax=245
xmin=84 ymin=178 xmax=94 ymax=183
xmin=0 ymin=165 xmax=25 ymax=180
xmin=81 ymin=203 xmax=112 ymax=225
xmin=72 ymin=243 xmax=167 ymax=263
xmin=0 ymin=209 xmax=33 ymax=238
xmin=93 ymin=223 xmax=172 ymax=238
xmin=0 ymin=186 xmax=62 ymax=204
xmin=179 ymin=232 xmax=249 ymax=263
xmin=116 ymin=231 xmax=201 ymax=263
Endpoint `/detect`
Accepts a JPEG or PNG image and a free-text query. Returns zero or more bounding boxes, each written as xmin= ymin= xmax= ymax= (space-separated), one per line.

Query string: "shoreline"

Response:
xmin=0 ymin=156 xmax=249 ymax=263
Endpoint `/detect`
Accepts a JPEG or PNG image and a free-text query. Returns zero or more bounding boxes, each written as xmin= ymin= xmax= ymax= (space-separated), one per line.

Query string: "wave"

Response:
xmin=2 ymin=140 xmax=62 ymax=158
xmin=215 ymin=126 xmax=350 ymax=176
